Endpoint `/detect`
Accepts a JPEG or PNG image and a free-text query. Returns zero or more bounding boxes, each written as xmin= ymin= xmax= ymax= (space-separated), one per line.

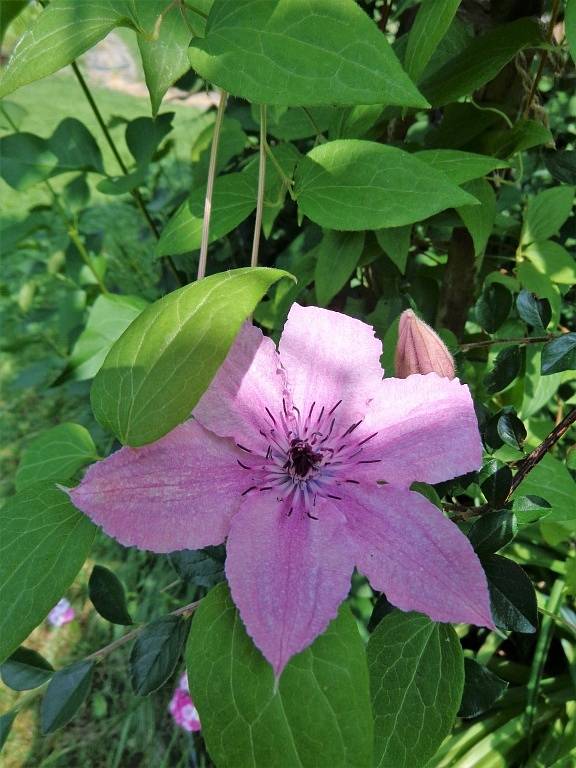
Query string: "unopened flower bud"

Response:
xmin=395 ymin=310 xmax=455 ymax=379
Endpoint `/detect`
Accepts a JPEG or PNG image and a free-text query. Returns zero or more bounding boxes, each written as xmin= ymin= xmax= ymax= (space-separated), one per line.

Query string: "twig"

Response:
xmin=460 ymin=335 xmax=555 ymax=352
xmin=197 ymin=89 xmax=228 ymax=280
xmin=251 ymin=104 xmax=267 ymax=268
xmin=522 ymin=0 xmax=561 ymax=118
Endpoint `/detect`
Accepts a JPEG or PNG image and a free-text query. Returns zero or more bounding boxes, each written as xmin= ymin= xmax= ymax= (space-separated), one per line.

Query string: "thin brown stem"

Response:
xmin=460 ymin=335 xmax=555 ymax=352
xmin=251 ymin=104 xmax=267 ymax=268
xmin=197 ymin=89 xmax=228 ymax=281
xmin=522 ymin=0 xmax=560 ymax=118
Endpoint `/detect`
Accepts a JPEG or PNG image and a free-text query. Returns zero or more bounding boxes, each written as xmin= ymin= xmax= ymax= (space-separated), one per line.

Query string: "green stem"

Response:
xmin=264 ymin=142 xmax=295 ymax=198
xmin=197 ymin=89 xmax=228 ymax=280
xmin=251 ymin=104 xmax=267 ymax=268
xmin=68 ymin=225 xmax=109 ymax=294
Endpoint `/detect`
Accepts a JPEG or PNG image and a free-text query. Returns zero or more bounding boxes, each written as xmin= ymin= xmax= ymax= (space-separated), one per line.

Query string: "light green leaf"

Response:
xmin=368 ymin=610 xmax=464 ymax=768
xmin=91 ymin=268 xmax=292 ymax=446
xmin=314 ymin=230 xmax=364 ymax=306
xmin=521 ymin=186 xmax=575 ymax=245
xmin=156 ymin=172 xmax=257 ymax=257
xmin=0 ymin=0 xmax=155 ymax=98
xmin=403 ymin=0 xmax=461 ymax=83
xmin=70 ymin=294 xmax=148 ymax=381
xmin=0 ymin=1 xmax=27 ymax=47
xmin=294 ymin=140 xmax=477 ymax=231
xmin=457 ymin=178 xmax=496 ymax=257
xmin=415 ymin=149 xmax=508 ymax=185
xmin=420 ymin=18 xmax=543 ymax=107
xmin=524 ymin=241 xmax=576 ymax=285
xmin=520 ymin=347 xmax=574 ymax=419
xmin=375 ymin=225 xmax=412 ymax=274
xmin=0 ymin=485 xmax=96 ymax=665
xmin=186 ymin=583 xmax=373 ymax=768
xmin=188 ymin=0 xmax=428 ymax=108
xmin=15 ymin=423 xmax=98 ymax=491
xmin=513 ymin=454 xmax=576 ymax=523
xmin=0 ymin=133 xmax=58 ymax=191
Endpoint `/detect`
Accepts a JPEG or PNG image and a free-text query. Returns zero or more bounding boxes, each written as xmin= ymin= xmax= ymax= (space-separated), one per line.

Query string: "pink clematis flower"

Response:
xmin=70 ymin=304 xmax=493 ymax=678
xmin=48 ymin=598 xmax=76 ymax=628
xmin=169 ymin=673 xmax=201 ymax=732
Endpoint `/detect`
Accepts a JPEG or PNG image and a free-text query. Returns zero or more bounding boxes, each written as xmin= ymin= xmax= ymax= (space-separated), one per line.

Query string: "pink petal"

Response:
xmin=70 ymin=421 xmax=247 ymax=553
xmin=344 ymin=484 xmax=493 ymax=628
xmin=278 ymin=304 xmax=383 ymax=422
xmin=194 ymin=322 xmax=289 ymax=451
xmin=225 ymin=495 xmax=355 ymax=679
xmin=355 ymin=373 xmax=482 ymax=486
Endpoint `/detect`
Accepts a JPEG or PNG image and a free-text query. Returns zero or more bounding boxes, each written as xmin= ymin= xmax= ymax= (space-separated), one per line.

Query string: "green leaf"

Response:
xmin=403 ymin=0 xmax=461 ymax=83
xmin=375 ymin=225 xmax=412 ymax=273
xmin=524 ymin=241 xmax=576 ymax=286
xmin=314 ymin=230 xmax=364 ymax=306
xmin=415 ymin=149 xmax=508 ymax=185
xmin=496 ymin=411 xmax=527 ymax=451
xmin=457 ymin=178 xmax=496 ymax=257
xmin=63 ymin=174 xmax=91 ymax=213
xmin=481 ymin=118 xmax=553 ymax=159
xmin=513 ymin=454 xmax=575 ymax=524
xmin=511 ymin=495 xmax=551 ymax=527
xmin=188 ymin=0 xmax=427 ymax=108
xmin=91 ymin=268 xmax=291 ymax=446
xmin=516 ymin=290 xmax=551 ymax=331
xmin=186 ymin=583 xmax=373 ymax=768
xmin=15 ymin=423 xmax=98 ymax=491
xmin=0 ymin=711 xmax=17 ymax=752
xmin=475 ymin=283 xmax=512 ymax=333
xmin=517 ymin=261 xmax=561 ymax=327
xmin=420 ymin=18 xmax=543 ymax=107
xmin=294 ymin=140 xmax=477 ymax=231
xmin=541 ymin=334 xmax=576 ymax=375
xmin=130 ymin=615 xmax=189 ymax=696
xmin=479 ymin=459 xmax=513 ymax=507
xmin=156 ymin=173 xmax=257 ymax=257
xmin=0 ymin=647 xmax=54 ymax=691
xmin=0 ymin=0 xmax=27 ymax=47
xmin=544 ymin=150 xmax=576 ymax=185
xmin=368 ymin=610 xmax=464 ymax=768
xmin=481 ymin=554 xmax=537 ymax=633
xmin=261 ymin=105 xmax=334 ymax=141
xmin=49 ymin=117 xmax=104 ymax=174
xmin=458 ymin=658 xmax=508 ymax=718
xmin=485 ymin=346 xmax=523 ymax=394
xmin=170 ymin=546 xmax=226 ymax=588
xmin=0 ymin=133 xmax=58 ymax=191
xmin=41 ymin=660 xmax=95 ymax=734
xmin=70 ymin=294 xmax=149 ymax=381
xmin=521 ymin=186 xmax=575 ymax=245
xmin=0 ymin=484 xmax=96 ymax=665
xmin=88 ymin=565 xmax=133 ymax=626
xmin=0 ymin=0 xmax=160 ymax=98
xmin=468 ymin=510 xmax=518 ymax=556
xmin=566 ymin=0 xmax=576 ymax=66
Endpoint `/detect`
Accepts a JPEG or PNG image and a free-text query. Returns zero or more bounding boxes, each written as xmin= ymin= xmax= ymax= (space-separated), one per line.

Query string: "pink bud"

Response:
xmin=395 ymin=310 xmax=455 ymax=379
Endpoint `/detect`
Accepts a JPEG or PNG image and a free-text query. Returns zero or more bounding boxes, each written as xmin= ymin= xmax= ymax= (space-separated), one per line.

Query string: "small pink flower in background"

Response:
xmin=169 ymin=673 xmax=201 ymax=732
xmin=395 ymin=309 xmax=456 ymax=379
xmin=70 ymin=304 xmax=493 ymax=680
xmin=48 ymin=598 xmax=75 ymax=628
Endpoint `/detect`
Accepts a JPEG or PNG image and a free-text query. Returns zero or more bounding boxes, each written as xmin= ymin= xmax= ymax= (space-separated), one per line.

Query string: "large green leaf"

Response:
xmin=420 ymin=18 xmax=543 ymax=107
xmin=403 ymin=0 xmax=461 ymax=83
xmin=415 ymin=149 xmax=508 ymax=185
xmin=186 ymin=583 xmax=373 ymax=768
xmin=368 ymin=610 xmax=464 ymax=768
xmin=15 ymin=423 xmax=98 ymax=491
xmin=0 ymin=485 xmax=96 ymax=664
xmin=188 ymin=0 xmax=427 ymax=108
xmin=524 ymin=241 xmax=576 ymax=286
xmin=91 ymin=268 xmax=292 ymax=446
xmin=294 ymin=140 xmax=477 ymax=231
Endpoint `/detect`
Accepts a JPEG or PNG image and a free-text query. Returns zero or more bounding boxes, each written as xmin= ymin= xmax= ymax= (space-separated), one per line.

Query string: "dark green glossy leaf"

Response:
xmin=130 ymin=616 xmax=189 ymax=696
xmin=315 ymin=230 xmax=364 ymax=306
xmin=368 ymin=610 xmax=464 ymax=768
xmin=497 ymin=411 xmax=527 ymax=451
xmin=0 ymin=647 xmax=54 ymax=691
xmin=475 ymin=283 xmax=512 ymax=333
xmin=188 ymin=0 xmax=427 ymax=108
xmin=41 ymin=661 xmax=95 ymax=734
xmin=468 ymin=510 xmax=518 ymax=556
xmin=186 ymin=583 xmax=373 ymax=768
xmin=169 ymin=546 xmax=225 ymax=588
xmin=544 ymin=150 xmax=576 ymax=185
xmin=458 ymin=658 xmax=508 ymax=718
xmin=516 ymin=290 xmax=551 ymax=331
xmin=479 ymin=459 xmax=513 ymax=507
xmin=485 ymin=346 xmax=523 ymax=394
xmin=15 ymin=423 xmax=98 ymax=491
xmin=481 ymin=554 xmax=538 ymax=633
xmin=0 ymin=484 xmax=96 ymax=665
xmin=91 ymin=268 xmax=292 ymax=446
xmin=89 ymin=565 xmax=133 ymax=626
xmin=541 ymin=334 xmax=576 ymax=375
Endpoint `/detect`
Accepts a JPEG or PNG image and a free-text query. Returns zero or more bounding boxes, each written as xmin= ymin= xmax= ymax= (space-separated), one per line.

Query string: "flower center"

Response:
xmin=288 ymin=439 xmax=323 ymax=478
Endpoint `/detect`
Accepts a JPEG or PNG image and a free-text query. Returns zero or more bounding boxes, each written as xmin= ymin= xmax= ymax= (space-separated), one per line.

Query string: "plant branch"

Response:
xmin=522 ymin=0 xmax=560 ymax=118
xmin=197 ymin=89 xmax=228 ymax=280
xmin=251 ymin=104 xmax=267 ymax=268
xmin=460 ymin=334 xmax=555 ymax=352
